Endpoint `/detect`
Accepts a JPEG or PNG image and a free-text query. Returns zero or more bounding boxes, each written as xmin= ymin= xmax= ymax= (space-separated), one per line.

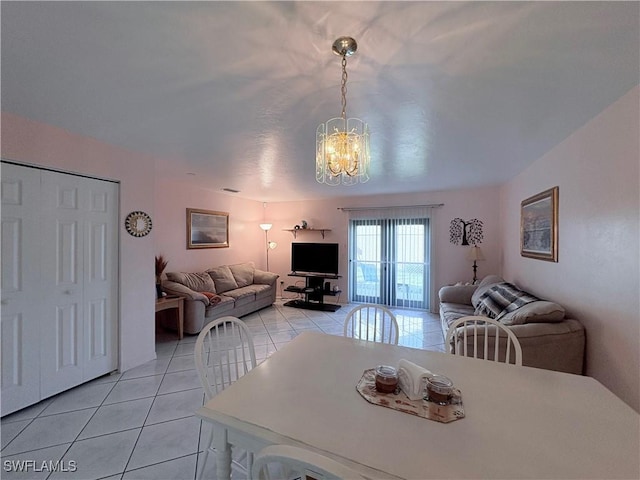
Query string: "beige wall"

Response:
xmin=500 ymin=86 xmax=640 ymax=412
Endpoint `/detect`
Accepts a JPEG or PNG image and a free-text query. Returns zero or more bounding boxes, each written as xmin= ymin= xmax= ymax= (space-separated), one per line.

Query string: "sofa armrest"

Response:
xmin=161 ymin=280 xmax=209 ymax=305
xmin=254 ymin=269 xmax=279 ymax=286
xmin=439 ymin=284 xmax=478 ymax=305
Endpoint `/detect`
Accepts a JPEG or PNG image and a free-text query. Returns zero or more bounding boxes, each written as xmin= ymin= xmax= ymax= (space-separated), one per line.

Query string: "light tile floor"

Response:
xmin=1 ymin=300 xmax=444 ymax=480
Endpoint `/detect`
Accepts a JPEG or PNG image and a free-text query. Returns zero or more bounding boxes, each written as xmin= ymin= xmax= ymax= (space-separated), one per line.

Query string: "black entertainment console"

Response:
xmin=284 ymin=273 xmax=342 ymax=312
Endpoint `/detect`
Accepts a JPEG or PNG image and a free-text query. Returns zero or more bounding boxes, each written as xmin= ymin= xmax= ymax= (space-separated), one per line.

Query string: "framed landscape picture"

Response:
xmin=520 ymin=187 xmax=558 ymax=262
xmin=187 ymin=208 xmax=229 ymax=249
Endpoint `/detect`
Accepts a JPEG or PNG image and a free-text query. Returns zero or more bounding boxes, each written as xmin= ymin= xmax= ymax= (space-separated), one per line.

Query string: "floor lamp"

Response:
xmin=259 ymin=223 xmax=277 ymax=271
xmin=467 ymin=245 xmax=485 ymax=284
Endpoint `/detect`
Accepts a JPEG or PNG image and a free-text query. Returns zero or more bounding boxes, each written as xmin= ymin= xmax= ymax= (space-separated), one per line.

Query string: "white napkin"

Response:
xmin=398 ymin=359 xmax=433 ymax=400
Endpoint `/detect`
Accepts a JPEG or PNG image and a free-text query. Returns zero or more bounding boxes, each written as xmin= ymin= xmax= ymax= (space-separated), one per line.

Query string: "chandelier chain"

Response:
xmin=340 ymin=55 xmax=348 ymax=120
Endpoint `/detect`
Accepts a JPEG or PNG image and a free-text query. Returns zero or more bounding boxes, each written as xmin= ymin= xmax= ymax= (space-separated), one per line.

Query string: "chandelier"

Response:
xmin=316 ymin=37 xmax=370 ymax=186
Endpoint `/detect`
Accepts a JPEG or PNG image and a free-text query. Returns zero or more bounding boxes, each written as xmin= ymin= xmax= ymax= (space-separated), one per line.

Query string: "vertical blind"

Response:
xmin=346 ymin=206 xmax=435 ymax=310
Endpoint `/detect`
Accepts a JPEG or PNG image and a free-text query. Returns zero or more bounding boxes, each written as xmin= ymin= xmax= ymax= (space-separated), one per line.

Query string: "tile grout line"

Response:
xmin=2 ymin=303 xmax=442 ymax=478
xmin=119 ymin=343 xmax=174 ymax=478
xmin=42 ymin=378 xmax=121 ymax=480
xmin=1 ymin=415 xmax=37 ymax=455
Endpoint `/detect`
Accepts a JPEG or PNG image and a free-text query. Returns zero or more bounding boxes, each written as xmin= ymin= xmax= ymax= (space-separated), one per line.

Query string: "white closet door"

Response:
xmin=40 ymin=171 xmax=86 ymax=397
xmin=82 ymin=177 xmax=118 ymax=380
xmin=1 ymin=164 xmax=119 ymax=414
xmin=1 ymin=164 xmax=43 ymax=414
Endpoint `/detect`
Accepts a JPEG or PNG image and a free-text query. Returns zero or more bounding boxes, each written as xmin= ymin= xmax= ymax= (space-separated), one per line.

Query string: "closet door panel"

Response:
xmin=40 ymin=172 xmax=84 ymax=397
xmin=1 ymin=164 xmax=119 ymax=414
xmin=83 ymin=179 xmax=118 ymax=379
xmin=0 ymin=164 xmax=42 ymax=415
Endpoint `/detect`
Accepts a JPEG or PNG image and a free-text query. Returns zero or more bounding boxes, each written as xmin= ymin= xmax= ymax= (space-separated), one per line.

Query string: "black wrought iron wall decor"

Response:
xmin=450 ymin=218 xmax=483 ymax=245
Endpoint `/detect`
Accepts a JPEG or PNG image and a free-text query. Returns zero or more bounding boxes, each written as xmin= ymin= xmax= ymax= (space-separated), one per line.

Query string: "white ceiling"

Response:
xmin=2 ymin=1 xmax=638 ymax=202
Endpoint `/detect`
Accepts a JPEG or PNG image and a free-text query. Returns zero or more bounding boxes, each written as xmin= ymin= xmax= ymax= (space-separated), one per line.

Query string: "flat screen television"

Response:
xmin=291 ymin=242 xmax=339 ymax=276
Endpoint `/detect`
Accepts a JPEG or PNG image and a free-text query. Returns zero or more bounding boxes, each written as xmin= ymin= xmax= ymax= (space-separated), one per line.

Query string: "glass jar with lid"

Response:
xmin=375 ymin=365 xmax=399 ymax=393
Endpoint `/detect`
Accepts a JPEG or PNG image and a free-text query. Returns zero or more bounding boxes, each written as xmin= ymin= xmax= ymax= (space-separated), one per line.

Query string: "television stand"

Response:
xmin=284 ymin=273 xmax=342 ymax=312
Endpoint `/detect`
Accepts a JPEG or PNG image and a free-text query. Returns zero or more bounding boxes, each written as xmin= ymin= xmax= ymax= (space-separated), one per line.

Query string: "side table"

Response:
xmin=155 ymin=296 xmax=184 ymax=339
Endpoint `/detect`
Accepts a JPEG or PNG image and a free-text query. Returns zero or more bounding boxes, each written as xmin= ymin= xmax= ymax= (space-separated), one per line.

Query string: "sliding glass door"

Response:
xmin=349 ymin=212 xmax=430 ymax=309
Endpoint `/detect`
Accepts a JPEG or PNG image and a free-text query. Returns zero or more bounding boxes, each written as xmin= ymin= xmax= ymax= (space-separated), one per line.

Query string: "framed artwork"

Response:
xmin=187 ymin=208 xmax=229 ymax=249
xmin=520 ymin=187 xmax=558 ymax=262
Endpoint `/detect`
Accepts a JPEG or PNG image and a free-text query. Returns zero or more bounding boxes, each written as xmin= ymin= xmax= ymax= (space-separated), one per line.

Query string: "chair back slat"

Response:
xmin=504 ymin=335 xmax=511 ymax=364
xmin=487 ymin=326 xmax=493 ymax=361
xmin=195 ymin=316 xmax=257 ymax=400
xmin=343 ymin=304 xmax=399 ymax=345
xmin=445 ymin=316 xmax=523 ymax=366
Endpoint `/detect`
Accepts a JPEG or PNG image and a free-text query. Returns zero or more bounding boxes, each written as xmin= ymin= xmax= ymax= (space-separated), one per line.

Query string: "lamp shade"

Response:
xmin=259 ymin=223 xmax=273 ymax=231
xmin=466 ymin=246 xmax=485 ymax=261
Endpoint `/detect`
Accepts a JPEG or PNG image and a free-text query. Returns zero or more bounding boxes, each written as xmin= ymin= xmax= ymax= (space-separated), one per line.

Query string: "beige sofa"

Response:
xmin=161 ymin=262 xmax=279 ymax=334
xmin=439 ymin=275 xmax=585 ymax=374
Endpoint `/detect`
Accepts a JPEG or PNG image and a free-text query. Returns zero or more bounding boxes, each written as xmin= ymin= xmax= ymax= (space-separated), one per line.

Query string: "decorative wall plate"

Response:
xmin=125 ymin=211 xmax=152 ymax=237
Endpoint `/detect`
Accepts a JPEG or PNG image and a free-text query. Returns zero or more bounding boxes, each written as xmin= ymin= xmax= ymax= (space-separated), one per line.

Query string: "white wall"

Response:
xmin=6 ymin=84 xmax=637 ymax=413
xmin=1 ymin=112 xmax=157 ymax=372
xmin=152 ymin=181 xmax=502 ymax=311
xmin=264 ymin=187 xmax=502 ymax=311
xmin=153 ymin=179 xmax=265 ymax=274
xmin=500 ymin=86 xmax=640 ymax=412
xmin=7 ymin=110 xmax=502 ymax=371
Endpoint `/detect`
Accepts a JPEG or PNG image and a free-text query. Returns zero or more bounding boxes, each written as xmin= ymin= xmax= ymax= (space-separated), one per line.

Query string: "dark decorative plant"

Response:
xmin=155 ymin=255 xmax=168 ymax=284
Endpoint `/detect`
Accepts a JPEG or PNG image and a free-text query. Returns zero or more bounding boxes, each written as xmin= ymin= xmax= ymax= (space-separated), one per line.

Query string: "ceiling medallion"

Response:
xmin=125 ymin=211 xmax=152 ymax=237
xmin=316 ymin=36 xmax=370 ymax=186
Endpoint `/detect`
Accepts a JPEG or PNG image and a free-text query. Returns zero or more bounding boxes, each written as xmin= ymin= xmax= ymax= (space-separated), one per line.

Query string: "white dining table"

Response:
xmin=196 ymin=331 xmax=640 ymax=479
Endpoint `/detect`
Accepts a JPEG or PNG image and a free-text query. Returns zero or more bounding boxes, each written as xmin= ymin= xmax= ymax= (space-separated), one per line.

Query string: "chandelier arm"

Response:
xmin=328 ymin=161 xmax=343 ymax=175
xmin=344 ymin=159 xmax=359 ymax=176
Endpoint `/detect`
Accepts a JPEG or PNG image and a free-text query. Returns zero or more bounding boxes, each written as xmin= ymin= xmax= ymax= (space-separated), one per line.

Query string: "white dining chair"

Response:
xmin=252 ymin=445 xmax=367 ymax=480
xmin=445 ymin=315 xmax=523 ymax=366
xmin=343 ymin=304 xmax=399 ymax=345
xmin=194 ymin=316 xmax=257 ymax=479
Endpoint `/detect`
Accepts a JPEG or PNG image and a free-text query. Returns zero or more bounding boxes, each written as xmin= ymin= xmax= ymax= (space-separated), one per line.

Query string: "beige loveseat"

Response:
xmin=439 ymin=275 xmax=585 ymax=374
xmin=161 ymin=262 xmax=279 ymax=334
